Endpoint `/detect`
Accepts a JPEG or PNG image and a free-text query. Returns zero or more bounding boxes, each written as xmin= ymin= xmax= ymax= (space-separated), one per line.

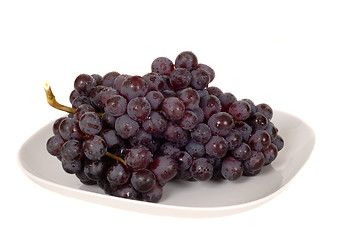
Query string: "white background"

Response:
xmin=1 ymin=0 xmax=358 ymax=239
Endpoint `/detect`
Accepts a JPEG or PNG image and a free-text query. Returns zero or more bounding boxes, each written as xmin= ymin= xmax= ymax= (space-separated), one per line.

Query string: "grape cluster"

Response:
xmin=46 ymin=51 xmax=284 ymax=203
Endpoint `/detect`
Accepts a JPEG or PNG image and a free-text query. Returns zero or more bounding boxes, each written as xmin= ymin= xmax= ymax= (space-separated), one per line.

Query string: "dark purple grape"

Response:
xmin=79 ymin=112 xmax=102 ymax=135
xmin=175 ymin=51 xmax=198 ymax=71
xmin=99 ymin=129 xmax=121 ymax=148
xmin=89 ymin=85 xmax=106 ymax=110
xmin=178 ymin=110 xmax=198 ymax=130
xmin=205 ymin=136 xmax=228 ymax=158
xmin=74 ymin=104 xmax=96 ymax=121
xmin=242 ymin=98 xmax=256 ymax=115
xmin=142 ymin=73 xmax=165 ymax=91
xmin=191 ymin=123 xmax=212 ymax=144
xmin=142 ymin=111 xmax=167 ymax=133
xmin=262 ymin=143 xmax=278 ymax=166
xmin=272 ymin=135 xmax=284 ymax=151
xmin=111 ymin=183 xmax=138 ymax=200
xmin=74 ymin=74 xmax=96 ymax=96
xmin=59 ymin=118 xmax=83 ymax=140
xmin=163 ymin=121 xmax=189 ymax=145
xmin=158 ymin=142 xmax=181 ymax=158
xmin=200 ymin=95 xmax=222 ymax=121
xmin=169 ymin=68 xmax=192 ymax=90
xmin=69 ymin=90 xmax=81 ymax=104
xmin=265 ymin=122 xmax=278 ymax=141
xmin=84 ymin=160 xmax=106 ymax=181
xmin=113 ymin=74 xmax=130 ymax=92
xmin=62 ymin=157 xmax=83 ymax=174
xmin=228 ymin=100 xmax=251 ymax=121
xmin=225 ymin=129 xmax=242 ymax=150
xmin=192 ymin=107 xmax=205 ymax=123
xmin=61 ymin=139 xmax=83 ymax=161
xmin=151 ymin=57 xmax=174 ymax=76
xmin=125 ymin=145 xmax=152 ymax=171
xmin=114 ymin=114 xmax=140 ymax=139
xmin=141 ymin=183 xmax=163 ymax=203
xmin=91 ymin=74 xmax=103 ymax=85
xmin=190 ymin=157 xmax=213 ymax=181
xmin=247 ymin=112 xmax=268 ymax=130
xmin=248 ymin=130 xmax=271 ymax=151
xmin=120 ymin=75 xmax=149 ymax=100
xmin=161 ymin=97 xmax=186 ymax=121
xmin=82 ymin=135 xmax=107 ymax=161
xmin=198 ymin=63 xmax=215 ymax=82
xmin=207 ymin=112 xmax=234 ymax=137
xmin=145 ymin=91 xmax=164 ymax=110
xmin=102 ymin=71 xmax=120 ymax=87
xmin=219 ymin=93 xmax=237 ymax=112
xmin=101 ymin=112 xmax=116 ymax=129
xmin=53 ymin=117 xmax=66 ymax=135
xmin=72 ymin=96 xmax=90 ymax=108
xmin=206 ymin=86 xmax=223 ymax=97
xmin=129 ymin=128 xmax=153 ymax=147
xmin=177 ymin=87 xmax=200 ymax=110
xmin=127 ymin=97 xmax=151 ymax=122
xmin=99 ymin=87 xmax=119 ymax=106
xmin=130 ymin=169 xmax=156 ymax=193
xmin=244 ymin=151 xmax=265 ymax=172
xmin=190 ymin=68 xmax=210 ymax=90
xmin=162 ymin=89 xmax=176 ymax=98
xmin=231 ymin=142 xmax=251 ymax=161
xmin=76 ymin=169 xmax=97 ymax=185
xmin=221 ymin=156 xmax=244 ymax=181
xmin=185 ymin=140 xmax=205 ymax=158
xmin=172 ymin=151 xmax=193 ymax=171
xmin=150 ymin=156 xmax=178 ymax=185
xmin=46 ymin=135 xmax=66 ymax=156
xmin=256 ymin=103 xmax=273 ymax=120
xmin=107 ymin=162 xmax=131 ymax=187
xmin=104 ymin=95 xmax=127 ymax=117
xmin=235 ymin=122 xmax=252 ymax=142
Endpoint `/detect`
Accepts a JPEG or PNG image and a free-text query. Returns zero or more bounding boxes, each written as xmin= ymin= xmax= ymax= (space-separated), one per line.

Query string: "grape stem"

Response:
xmin=106 ymin=152 xmax=127 ymax=166
xmin=44 ymin=81 xmax=76 ymax=114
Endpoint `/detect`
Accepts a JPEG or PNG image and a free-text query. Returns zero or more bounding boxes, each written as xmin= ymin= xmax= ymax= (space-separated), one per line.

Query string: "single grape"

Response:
xmin=91 ymin=74 xmax=103 ymax=85
xmin=107 ymin=162 xmax=131 ymax=187
xmin=151 ymin=57 xmax=174 ymax=76
xmin=127 ymin=97 xmax=151 ymax=122
xmin=172 ymin=151 xmax=193 ymax=171
xmin=228 ymin=100 xmax=251 ymax=121
xmin=161 ymin=97 xmax=186 ymax=121
xmin=200 ymin=95 xmax=222 ymax=121
xmin=219 ymin=92 xmax=237 ymax=112
xmin=62 ymin=157 xmax=83 ymax=174
xmin=246 ymin=112 xmax=268 ymax=130
xmin=198 ymin=63 xmax=215 ymax=82
xmin=163 ymin=121 xmax=189 ymax=145
xmin=206 ymin=86 xmax=223 ymax=97
xmin=262 ymin=143 xmax=278 ymax=166
xmin=190 ymin=157 xmax=213 ymax=181
xmin=52 ymin=117 xmax=66 ymax=135
xmin=185 ymin=140 xmax=205 ymax=158
xmin=114 ymin=114 xmax=140 ymax=139
xmin=190 ymin=68 xmax=210 ymax=90
xmin=205 ymin=136 xmax=228 ymax=158
xmin=74 ymin=104 xmax=95 ymax=121
xmin=75 ymin=169 xmax=97 ymax=185
xmin=225 ymin=129 xmax=242 ymax=150
xmin=221 ymin=156 xmax=244 ymax=181
xmin=192 ymin=107 xmax=205 ymax=123
xmin=120 ymin=75 xmax=149 ymax=100
xmin=177 ymin=87 xmax=200 ymax=110
xmin=142 ymin=73 xmax=165 ymax=91
xmin=191 ymin=123 xmax=212 ymax=144
xmin=130 ymin=169 xmax=156 ymax=193
xmin=46 ymin=135 xmax=66 ymax=156
xmin=59 ymin=118 xmax=82 ymax=140
xmin=72 ymin=96 xmax=90 ymax=109
xmin=244 ymin=151 xmax=265 ymax=172
xmin=141 ymin=183 xmax=163 ymax=203
xmin=272 ymin=135 xmax=284 ymax=151
xmin=145 ymin=91 xmax=164 ymax=110
xmin=61 ymin=139 xmax=83 ymax=161
xmin=99 ymin=129 xmax=121 ymax=148
xmin=265 ymin=122 xmax=278 ymax=141
xmin=74 ymin=74 xmax=96 ymax=96
xmin=69 ymin=90 xmax=81 ymax=104
xmin=104 ymin=95 xmax=127 ymax=117
xmin=158 ymin=142 xmax=181 ymax=158
xmin=99 ymin=87 xmax=119 ymax=107
xmin=150 ymin=156 xmax=178 ymax=185
xmin=248 ymin=130 xmax=271 ymax=151
xmin=175 ymin=51 xmax=198 ymax=71
xmin=84 ymin=159 xmax=106 ymax=181
xmin=207 ymin=112 xmax=234 ymax=137
xmin=235 ymin=122 xmax=252 ymax=142
xmin=102 ymin=71 xmax=120 ymax=87
xmin=142 ymin=111 xmax=167 ymax=134
xmin=111 ymin=183 xmax=138 ymax=200
xmin=231 ymin=142 xmax=251 ymax=161
xmin=169 ymin=68 xmax=192 ymax=90
xmin=82 ymin=135 xmax=107 ymax=161
xmin=89 ymin=85 xmax=106 ymax=110
xmin=125 ymin=145 xmax=152 ymax=171
xmin=256 ymin=103 xmax=273 ymax=120
xmin=129 ymin=128 xmax=153 ymax=147
xmin=101 ymin=112 xmax=116 ymax=129
xmin=79 ymin=112 xmax=102 ymax=135
xmin=178 ymin=110 xmax=198 ymax=130
xmin=113 ymin=74 xmax=130 ymax=92
xmin=242 ymin=98 xmax=257 ymax=115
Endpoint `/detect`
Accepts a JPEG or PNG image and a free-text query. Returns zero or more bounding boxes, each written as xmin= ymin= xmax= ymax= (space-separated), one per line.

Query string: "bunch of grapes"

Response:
xmin=45 ymin=51 xmax=284 ymax=203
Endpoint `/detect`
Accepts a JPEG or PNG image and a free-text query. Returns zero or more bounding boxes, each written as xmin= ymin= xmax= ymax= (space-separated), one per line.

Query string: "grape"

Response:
xmin=91 ymin=74 xmax=103 ymax=85
xmin=143 ymin=73 xmax=165 ymax=91
xmin=76 ymin=169 xmax=97 ymax=185
xmin=248 ymin=130 xmax=271 ymax=151
xmin=84 ymin=159 xmax=106 ymax=181
xmin=129 ymin=128 xmax=153 ymax=147
xmin=79 ymin=112 xmax=102 ymax=135
xmin=104 ymin=95 xmax=127 ymax=117
xmin=113 ymin=74 xmax=130 ymax=92
xmin=207 ymin=86 xmax=223 ymax=97
xmin=99 ymin=129 xmax=121 ymax=148
xmin=141 ymin=183 xmax=163 ymax=203
xmin=62 ymin=157 xmax=83 ymax=174
xmin=89 ymin=85 xmax=106 ymax=110
xmin=74 ymin=104 xmax=95 ymax=121
xmin=142 ymin=111 xmax=167 ymax=134
xmin=191 ymin=123 xmax=212 ymax=144
xmin=163 ymin=121 xmax=189 ymax=145
xmin=205 ymin=136 xmax=228 ymax=158
xmin=228 ymin=100 xmax=251 ymax=121
xmin=235 ymin=122 xmax=252 ymax=142
xmin=190 ymin=68 xmax=210 ymax=90
xmin=177 ymin=87 xmax=200 ymax=110
xmin=130 ymin=169 xmax=156 ymax=193
xmin=99 ymin=87 xmax=119 ymax=107
xmin=61 ymin=139 xmax=83 ymax=161
xmin=72 ymin=96 xmax=90 ymax=108
xmin=101 ymin=112 xmax=116 ymax=129
xmin=244 ymin=151 xmax=265 ymax=172
xmin=272 ymin=135 xmax=284 ymax=151
xmin=151 ymin=57 xmax=174 ymax=76
xmin=150 ymin=156 xmax=178 ymax=185
xmin=145 ymin=91 xmax=164 ymax=110
xmin=219 ymin=92 xmax=237 ymax=112
xmin=69 ymin=90 xmax=81 ymax=104
xmin=158 ymin=142 xmax=181 ymax=158
xmin=231 ymin=142 xmax=251 ymax=161
xmin=74 ymin=74 xmax=96 ymax=96
xmin=242 ymin=98 xmax=256 ymax=115
xmin=262 ymin=143 xmax=278 ymax=166
xmin=46 ymin=135 xmax=66 ymax=156
xmin=192 ymin=107 xmax=205 ymax=123
xmin=246 ymin=112 xmax=268 ymax=130
xmin=120 ymin=75 xmax=149 ymax=100
xmin=102 ymin=71 xmax=120 ymax=87
xmin=221 ymin=156 xmax=244 ymax=181
xmin=127 ymin=97 xmax=151 ymax=122
xmin=256 ymin=103 xmax=273 ymax=120
xmin=107 ymin=162 xmax=131 ymax=187
xmin=161 ymin=97 xmax=185 ymax=121
xmin=225 ymin=129 xmax=242 ymax=150
xmin=198 ymin=63 xmax=215 ymax=82
xmin=115 ymin=114 xmax=140 ymax=139
xmin=190 ymin=157 xmax=213 ymax=181
xmin=172 ymin=151 xmax=193 ymax=171
xmin=169 ymin=68 xmax=192 ymax=90
xmin=178 ymin=110 xmax=198 ymax=130
xmin=125 ymin=145 xmax=152 ymax=171
xmin=82 ymin=135 xmax=107 ymax=161
xmin=200 ymin=95 xmax=222 ymax=121
xmin=111 ymin=183 xmax=138 ymax=200
xmin=265 ymin=122 xmax=278 ymax=141
xmin=59 ymin=118 xmax=82 ymax=140
xmin=175 ymin=51 xmax=198 ymax=71
xmin=185 ymin=140 xmax=205 ymax=158
xmin=207 ymin=112 xmax=234 ymax=137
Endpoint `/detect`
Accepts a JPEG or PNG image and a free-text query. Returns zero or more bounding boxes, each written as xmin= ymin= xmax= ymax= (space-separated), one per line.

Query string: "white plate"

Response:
xmin=17 ymin=110 xmax=315 ymax=218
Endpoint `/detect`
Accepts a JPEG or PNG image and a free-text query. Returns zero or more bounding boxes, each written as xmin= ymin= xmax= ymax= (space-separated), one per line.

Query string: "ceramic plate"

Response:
xmin=18 ymin=110 xmax=315 ymax=218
